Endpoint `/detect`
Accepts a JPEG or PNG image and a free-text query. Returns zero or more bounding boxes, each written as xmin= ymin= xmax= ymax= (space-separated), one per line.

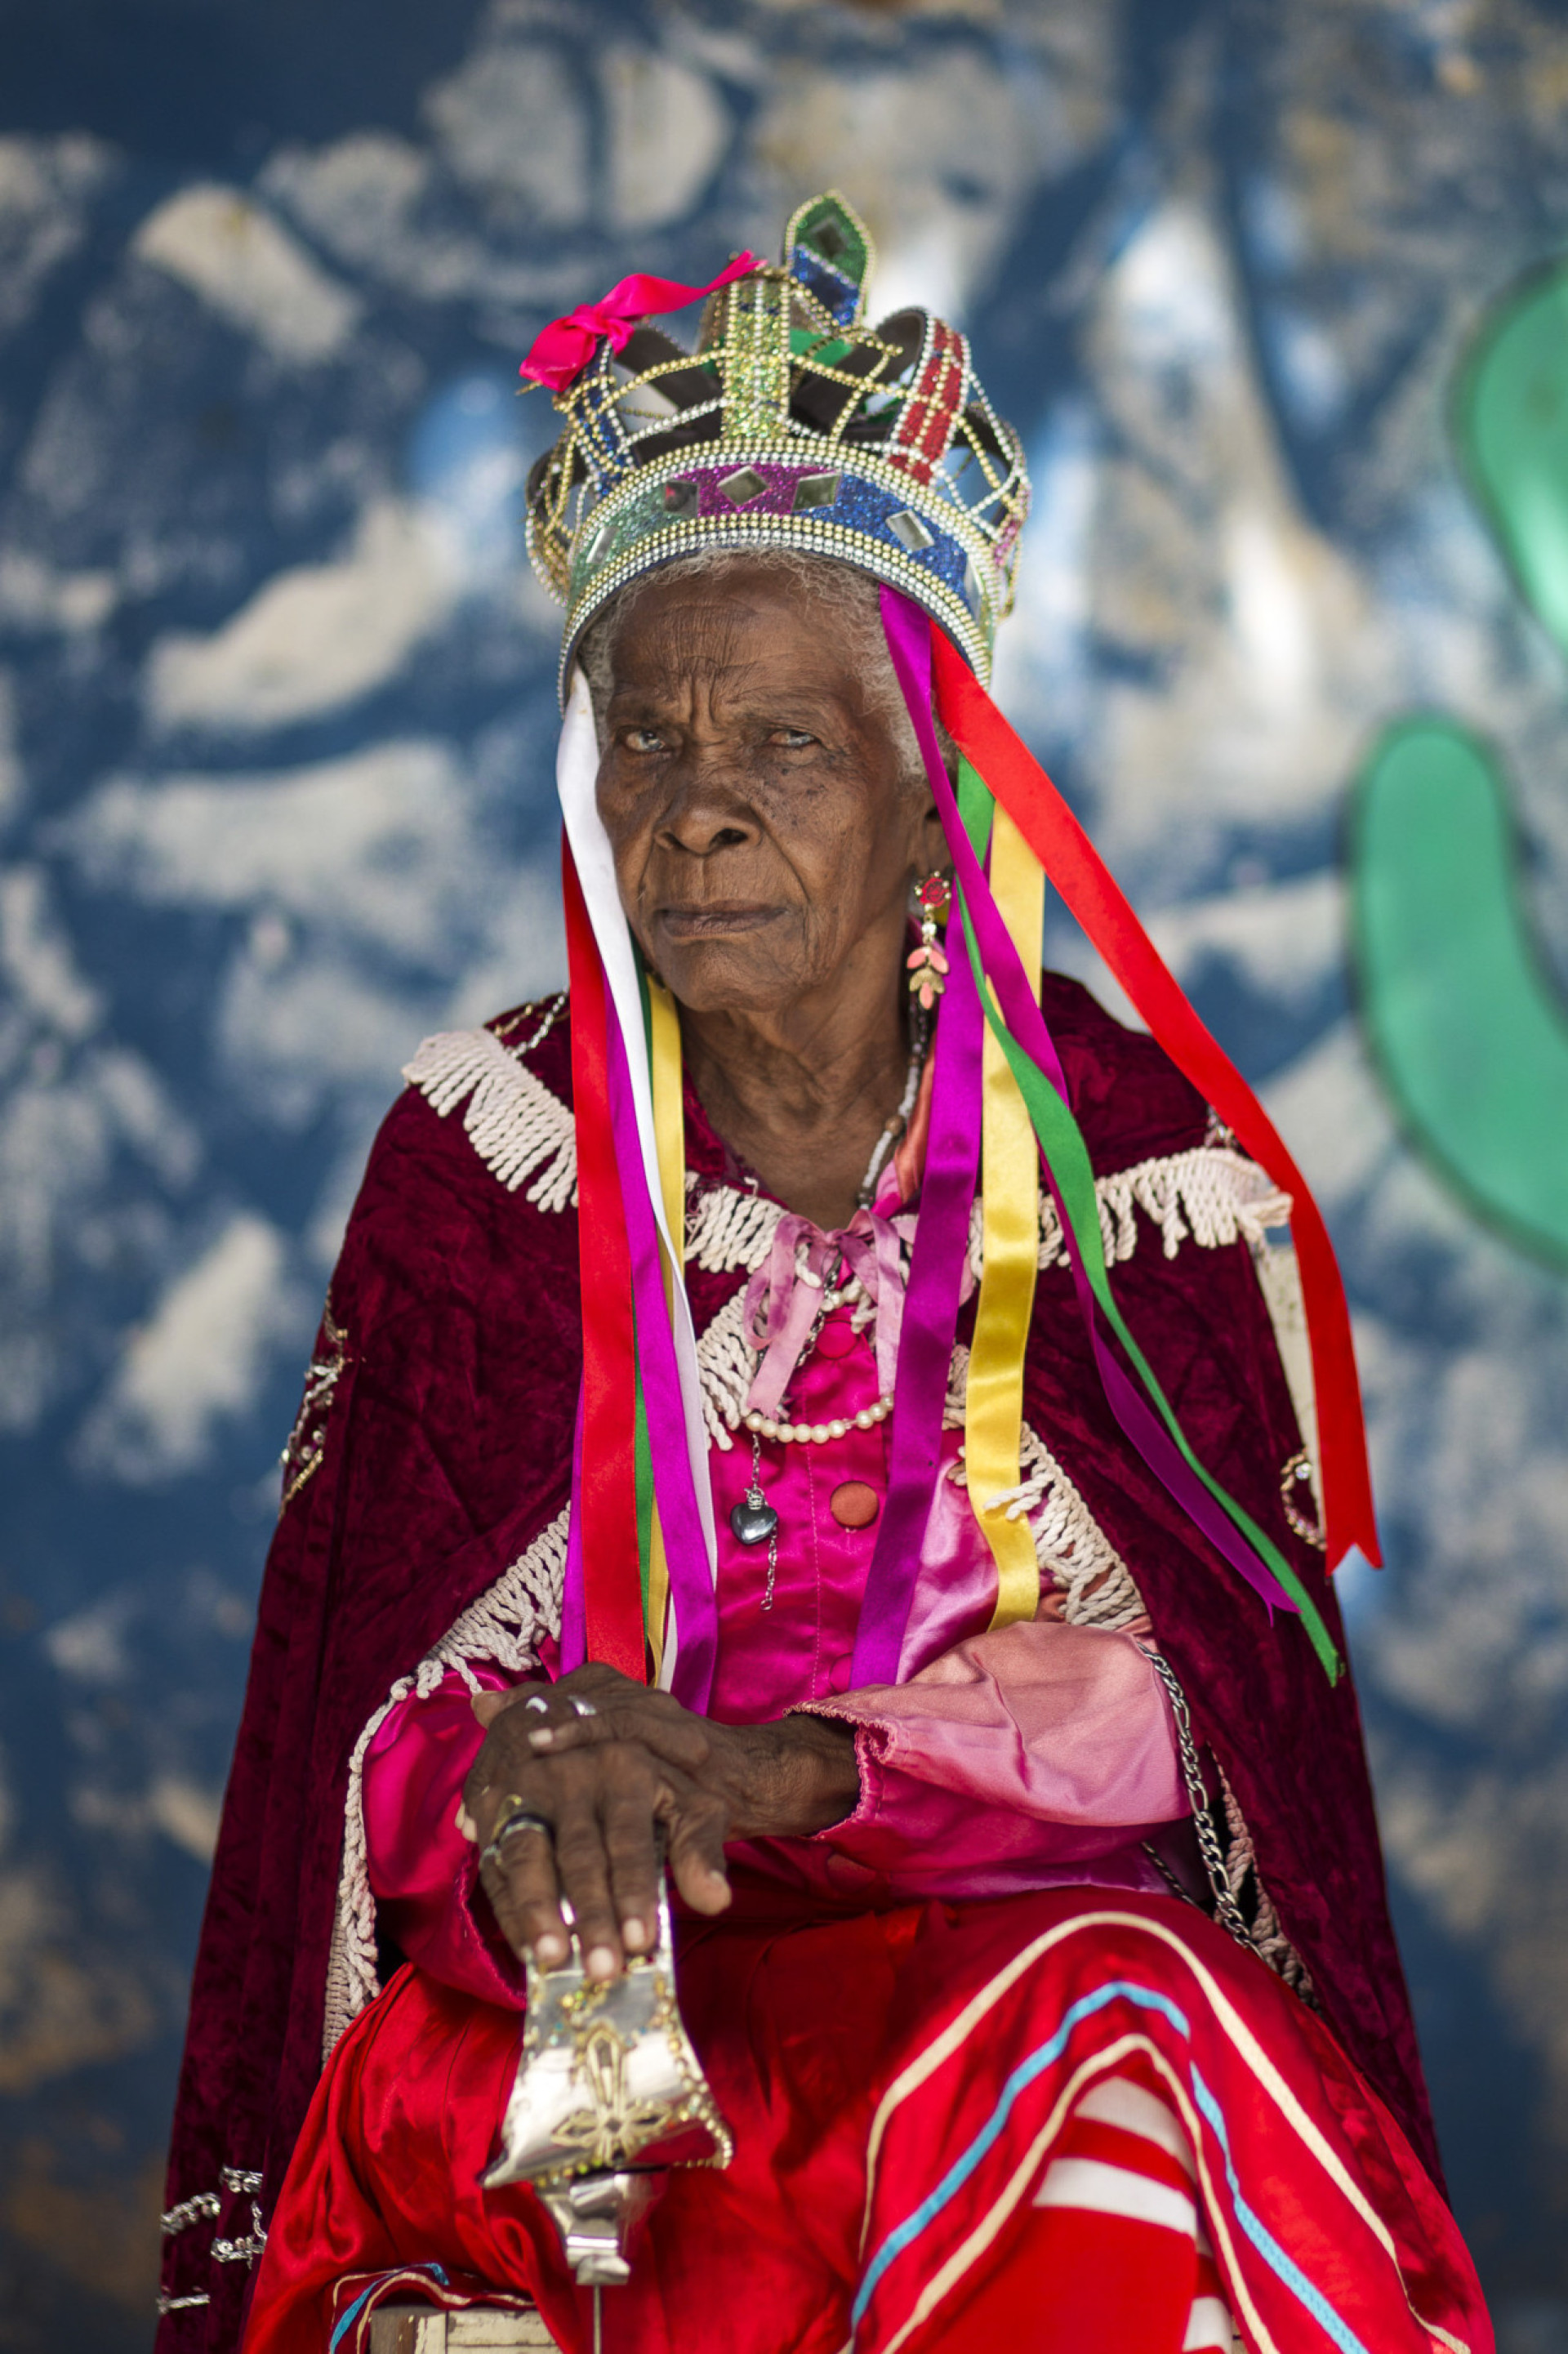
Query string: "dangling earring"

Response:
xmin=907 ymin=874 xmax=951 ymax=1012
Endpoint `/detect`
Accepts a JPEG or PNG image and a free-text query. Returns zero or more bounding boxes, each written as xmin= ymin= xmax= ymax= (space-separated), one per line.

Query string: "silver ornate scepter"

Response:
xmin=483 ymin=1876 xmax=732 ymax=2350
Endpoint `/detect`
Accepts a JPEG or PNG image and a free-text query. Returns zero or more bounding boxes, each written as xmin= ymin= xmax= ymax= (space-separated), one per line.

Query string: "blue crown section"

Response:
xmin=788 ymin=246 xmax=862 ymax=329
xmin=572 ymin=339 xmax=638 ymax=505
xmin=833 ymin=472 xmax=981 ymax=613
xmin=566 ymin=459 xmax=989 ymax=637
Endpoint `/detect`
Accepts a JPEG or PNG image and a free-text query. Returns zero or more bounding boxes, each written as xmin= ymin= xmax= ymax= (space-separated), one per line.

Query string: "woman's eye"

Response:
xmin=621 ymin=727 xmax=665 ymax=753
xmin=769 ymin=728 xmax=817 ymax=749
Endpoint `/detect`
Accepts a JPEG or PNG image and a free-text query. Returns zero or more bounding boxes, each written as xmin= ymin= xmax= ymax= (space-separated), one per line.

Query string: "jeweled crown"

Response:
xmin=525 ymin=193 xmax=1031 ymax=693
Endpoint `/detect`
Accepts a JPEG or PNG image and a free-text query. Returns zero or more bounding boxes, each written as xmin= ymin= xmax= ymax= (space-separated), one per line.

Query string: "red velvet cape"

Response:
xmin=156 ymin=979 xmax=1436 ymax=2345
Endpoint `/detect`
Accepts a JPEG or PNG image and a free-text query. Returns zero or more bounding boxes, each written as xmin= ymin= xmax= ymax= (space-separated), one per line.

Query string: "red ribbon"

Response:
xmin=519 ymin=254 xmax=760 ymax=392
xmin=562 ymin=839 xmax=648 ymax=1679
xmin=929 ymin=623 xmax=1381 ymax=1575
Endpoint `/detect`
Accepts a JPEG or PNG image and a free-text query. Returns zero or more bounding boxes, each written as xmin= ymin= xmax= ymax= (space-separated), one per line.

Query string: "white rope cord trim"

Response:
xmin=1216 ymin=1757 xmax=1312 ymax=1994
xmin=321 ymin=1507 xmax=569 ymax=2058
xmin=694 ymin=1286 xmax=758 ymax=1452
xmin=403 ymin=1028 xmax=1288 ymax=1296
xmin=965 ymin=1146 xmax=1293 ymax=1282
xmin=687 ymin=1147 xmax=1289 ymax=1287
xmin=403 ymin=1028 xmax=577 ymax=1210
xmin=941 ymin=1343 xmax=1147 ymax=1631
xmin=684 ymin=1172 xmax=786 ymax=1274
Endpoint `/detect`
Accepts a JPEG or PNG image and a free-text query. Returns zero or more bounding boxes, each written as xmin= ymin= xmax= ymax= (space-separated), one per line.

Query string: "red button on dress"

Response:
xmin=830 ymin=1480 xmax=880 ymax=1529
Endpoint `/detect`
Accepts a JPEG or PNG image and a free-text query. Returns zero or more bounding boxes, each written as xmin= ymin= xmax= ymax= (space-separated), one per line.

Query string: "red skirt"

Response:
xmin=243 ymin=1887 xmax=1489 ymax=2354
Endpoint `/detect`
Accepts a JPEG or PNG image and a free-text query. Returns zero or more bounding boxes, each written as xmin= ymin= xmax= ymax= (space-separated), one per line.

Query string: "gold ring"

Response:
xmin=479 ymin=1795 xmax=553 ymax=1875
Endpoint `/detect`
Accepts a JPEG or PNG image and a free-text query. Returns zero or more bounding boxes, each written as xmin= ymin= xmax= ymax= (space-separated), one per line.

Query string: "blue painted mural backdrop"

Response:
xmin=2 ymin=4 xmax=1567 ymax=2347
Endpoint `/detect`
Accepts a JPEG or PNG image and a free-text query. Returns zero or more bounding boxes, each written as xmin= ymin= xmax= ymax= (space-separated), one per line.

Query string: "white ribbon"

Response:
xmin=555 ymin=670 xmax=717 ymax=1689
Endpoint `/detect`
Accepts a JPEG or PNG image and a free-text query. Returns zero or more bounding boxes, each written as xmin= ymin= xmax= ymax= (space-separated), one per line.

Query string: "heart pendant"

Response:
xmin=729 ymin=1496 xmax=780 ymax=1549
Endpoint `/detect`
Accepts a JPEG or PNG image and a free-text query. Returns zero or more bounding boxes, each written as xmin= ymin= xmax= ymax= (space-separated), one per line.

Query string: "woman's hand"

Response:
xmin=461 ymin=1665 xmax=858 ymax=1983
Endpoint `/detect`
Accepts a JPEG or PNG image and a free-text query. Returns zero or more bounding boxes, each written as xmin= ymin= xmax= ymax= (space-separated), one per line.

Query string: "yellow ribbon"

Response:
xmin=964 ymin=796 xmax=1046 ymax=1630
xmin=645 ymin=977 xmax=686 ymax=1681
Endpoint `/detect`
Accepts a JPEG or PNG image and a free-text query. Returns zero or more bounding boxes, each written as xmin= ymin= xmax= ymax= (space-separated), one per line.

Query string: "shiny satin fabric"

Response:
xmin=239 ymin=1888 xmax=1489 ymax=2354
xmin=965 ymin=791 xmax=1048 ymax=1634
xmin=645 ymin=974 xmax=686 ymax=1684
xmin=359 ymin=1269 xmax=1186 ymax=2008
xmin=158 ymin=983 xmax=1438 ymax=2344
xmin=361 ymin=1612 xmax=1186 ymax=2011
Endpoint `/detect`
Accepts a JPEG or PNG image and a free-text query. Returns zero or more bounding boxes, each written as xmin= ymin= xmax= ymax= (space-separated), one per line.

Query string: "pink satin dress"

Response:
xmin=363 ymin=1166 xmax=1187 ymax=2002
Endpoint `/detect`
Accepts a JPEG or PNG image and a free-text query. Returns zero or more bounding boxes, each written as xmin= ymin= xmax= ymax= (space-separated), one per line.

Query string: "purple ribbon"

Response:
xmin=880 ymin=587 xmax=1292 ymax=1621
xmin=604 ymin=1004 xmax=719 ymax=1710
xmin=560 ymin=1383 xmax=588 ymax=1673
xmin=849 ymin=888 xmax=987 ymax=1687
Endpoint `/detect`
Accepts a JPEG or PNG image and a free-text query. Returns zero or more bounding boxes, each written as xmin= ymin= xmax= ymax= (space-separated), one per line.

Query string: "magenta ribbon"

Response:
xmin=849 ymin=889 xmax=987 ymax=1688
xmin=560 ymin=1383 xmax=588 ymax=1674
xmin=519 ymin=255 xmax=760 ymax=392
xmin=879 ymin=588 xmax=1295 ymax=1622
xmin=604 ymin=1003 xmax=719 ymax=1710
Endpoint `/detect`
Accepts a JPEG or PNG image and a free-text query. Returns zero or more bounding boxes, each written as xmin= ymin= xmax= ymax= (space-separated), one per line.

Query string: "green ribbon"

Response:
xmin=953 ymin=759 xmax=1341 ymax=1681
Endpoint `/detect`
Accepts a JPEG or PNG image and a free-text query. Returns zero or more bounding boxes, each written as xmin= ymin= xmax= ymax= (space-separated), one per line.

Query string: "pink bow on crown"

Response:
xmin=519 ymin=253 xmax=760 ymax=393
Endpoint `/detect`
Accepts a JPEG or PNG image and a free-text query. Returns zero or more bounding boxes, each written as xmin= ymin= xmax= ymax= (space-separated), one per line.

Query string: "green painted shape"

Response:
xmin=1351 ymin=718 xmax=1568 ymax=1268
xmin=1455 ymin=259 xmax=1568 ymax=657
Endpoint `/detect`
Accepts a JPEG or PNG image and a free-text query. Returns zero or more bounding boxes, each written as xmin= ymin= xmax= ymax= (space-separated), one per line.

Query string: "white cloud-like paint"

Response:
xmin=600 ymin=50 xmax=730 ymax=230
xmin=76 ymin=1211 xmax=296 ymax=1482
xmin=63 ymin=739 xmax=474 ymax=960
xmin=145 ymin=501 xmax=457 ymax=735
xmin=425 ymin=44 xmax=589 ymax=225
xmin=0 ymin=866 xmax=103 ymax=1037
xmin=0 ymin=134 xmax=114 ymax=341
xmin=0 ymin=550 xmax=117 ymax=635
xmin=1258 ymin=1019 xmax=1397 ymax=1210
xmin=132 ymin=184 xmax=362 ymax=363
xmin=1145 ymin=869 xmax=1344 ymax=1007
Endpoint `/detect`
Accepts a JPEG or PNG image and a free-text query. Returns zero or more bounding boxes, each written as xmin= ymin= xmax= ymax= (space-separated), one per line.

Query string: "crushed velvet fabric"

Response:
xmin=156 ymin=975 xmax=1435 ymax=2347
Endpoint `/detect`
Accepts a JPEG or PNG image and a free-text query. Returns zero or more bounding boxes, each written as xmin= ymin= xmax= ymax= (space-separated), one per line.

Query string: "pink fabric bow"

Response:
xmin=519 ymin=253 xmax=760 ymax=392
xmin=742 ymin=1206 xmax=924 ymax=1421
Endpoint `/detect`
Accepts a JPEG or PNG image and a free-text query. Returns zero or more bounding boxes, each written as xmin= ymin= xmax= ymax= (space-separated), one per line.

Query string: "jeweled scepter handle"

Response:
xmin=482 ymin=1872 xmax=732 ymax=2316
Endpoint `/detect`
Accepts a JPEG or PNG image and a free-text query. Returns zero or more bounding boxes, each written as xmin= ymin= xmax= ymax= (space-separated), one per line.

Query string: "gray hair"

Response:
xmin=574 ymin=547 xmax=935 ymax=791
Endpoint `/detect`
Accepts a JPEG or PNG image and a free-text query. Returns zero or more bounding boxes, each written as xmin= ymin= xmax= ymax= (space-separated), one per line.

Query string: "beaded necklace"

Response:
xmin=729 ymin=1009 xmax=929 ymax=1605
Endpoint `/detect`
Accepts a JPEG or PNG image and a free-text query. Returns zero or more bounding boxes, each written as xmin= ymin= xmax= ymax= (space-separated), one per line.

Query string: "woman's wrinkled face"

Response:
xmin=594 ymin=562 xmax=938 ymax=1016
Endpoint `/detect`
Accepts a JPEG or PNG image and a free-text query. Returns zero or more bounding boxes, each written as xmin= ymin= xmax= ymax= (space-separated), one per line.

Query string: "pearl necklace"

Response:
xmin=729 ymin=1013 xmax=926 ymax=1596
xmin=742 ymin=1395 xmax=892 ymax=1448
xmin=741 ymin=1265 xmax=893 ymax=1448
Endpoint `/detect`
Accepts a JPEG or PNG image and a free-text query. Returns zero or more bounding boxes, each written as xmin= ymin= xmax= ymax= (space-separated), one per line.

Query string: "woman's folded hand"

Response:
xmin=461 ymin=1666 xmax=858 ymax=1982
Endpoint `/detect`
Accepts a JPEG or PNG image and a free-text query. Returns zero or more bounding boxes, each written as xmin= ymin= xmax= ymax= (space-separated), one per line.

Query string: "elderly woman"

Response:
xmin=158 ymin=199 xmax=1488 ymax=2354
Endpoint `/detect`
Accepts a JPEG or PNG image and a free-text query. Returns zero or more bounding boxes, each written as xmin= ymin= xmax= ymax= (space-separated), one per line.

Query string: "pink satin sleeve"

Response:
xmin=796 ymin=1619 xmax=1185 ymax=1900
xmin=362 ymin=1666 xmax=526 ymax=2008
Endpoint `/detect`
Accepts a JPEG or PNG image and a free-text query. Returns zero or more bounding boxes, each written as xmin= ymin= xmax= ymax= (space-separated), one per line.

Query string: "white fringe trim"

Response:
xmin=403 ymin=1028 xmax=577 ymax=1210
xmin=965 ymin=1146 xmax=1293 ymax=1282
xmin=684 ymin=1176 xmax=785 ymax=1274
xmin=321 ymin=1507 xmax=569 ymax=2058
xmin=1250 ymin=1233 xmax=1321 ymax=1514
xmin=401 ymin=1048 xmax=1288 ymax=1309
xmin=695 ymin=1286 xmax=758 ymax=1452
xmin=942 ymin=1344 xmax=1147 ymax=1631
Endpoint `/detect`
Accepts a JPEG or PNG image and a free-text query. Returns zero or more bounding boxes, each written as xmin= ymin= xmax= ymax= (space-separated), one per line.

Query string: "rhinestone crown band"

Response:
xmin=525 ymin=191 xmax=1031 ymax=694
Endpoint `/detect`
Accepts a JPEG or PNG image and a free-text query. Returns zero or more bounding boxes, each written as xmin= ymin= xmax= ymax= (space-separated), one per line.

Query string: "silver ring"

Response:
xmin=569 ymin=1696 xmax=596 ymax=1718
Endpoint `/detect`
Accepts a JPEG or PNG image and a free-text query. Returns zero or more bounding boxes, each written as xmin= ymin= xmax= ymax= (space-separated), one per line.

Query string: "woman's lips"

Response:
xmin=656 ymin=903 xmax=781 ymax=939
